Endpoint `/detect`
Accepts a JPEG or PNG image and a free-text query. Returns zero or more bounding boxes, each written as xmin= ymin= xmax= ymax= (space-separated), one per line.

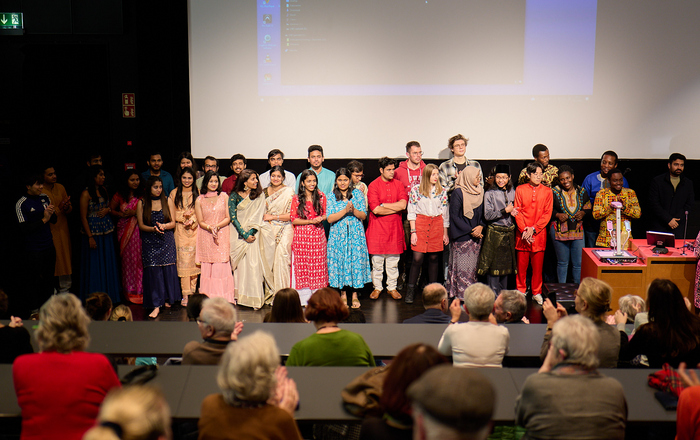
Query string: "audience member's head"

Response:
xmin=218 ymin=331 xmax=279 ymax=404
xmin=86 ymin=292 xmax=113 ymax=321
xmin=264 ymin=288 xmax=306 ymax=323
xmin=199 ymin=297 xmax=237 ymax=340
xmin=83 ymin=386 xmax=172 ymax=440
xmin=109 ymin=304 xmax=133 ymax=322
xmin=463 ymin=283 xmax=496 ymax=321
xmin=646 ymin=279 xmax=700 ymax=355
xmin=422 ymin=283 xmax=448 ymax=311
xmin=304 ymin=288 xmax=349 ymax=324
xmin=381 ymin=344 xmax=448 ymax=423
xmin=493 ymin=290 xmax=526 ymax=323
xmin=618 ymin=295 xmax=645 ymax=321
xmin=549 ymin=314 xmax=600 ymax=370
xmin=36 ymin=293 xmax=90 ymax=353
xmin=576 ymin=277 xmax=612 ymax=321
xmin=186 ymin=293 xmax=208 ymax=321
xmin=408 ymin=365 xmax=494 ymax=440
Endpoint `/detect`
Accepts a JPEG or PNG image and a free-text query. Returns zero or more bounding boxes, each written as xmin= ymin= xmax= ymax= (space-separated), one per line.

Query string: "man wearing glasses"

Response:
xmin=195 ymin=155 xmax=226 ymax=189
xmin=182 ymin=297 xmax=243 ymax=365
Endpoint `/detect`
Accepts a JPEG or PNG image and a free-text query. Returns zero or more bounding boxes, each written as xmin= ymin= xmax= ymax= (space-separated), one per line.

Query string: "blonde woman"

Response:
xmin=406 ymin=164 xmax=449 ymax=304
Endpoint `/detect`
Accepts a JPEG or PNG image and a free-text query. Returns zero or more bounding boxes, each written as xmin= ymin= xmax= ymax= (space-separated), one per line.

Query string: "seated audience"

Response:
xmin=607 ymin=294 xmax=645 ymax=335
xmin=402 ymin=283 xmax=451 ymax=324
xmin=182 ymin=297 xmax=241 ymax=365
xmin=360 ymin=344 xmax=448 ymax=440
xmin=0 ymin=289 xmax=34 ymax=363
xmin=13 ymin=293 xmax=121 ymax=440
xmin=677 ymin=362 xmax=700 ymax=440
xmin=620 ymin=278 xmax=700 ymax=368
xmin=83 ymin=386 xmax=172 ymax=440
xmin=407 ymin=364 xmax=495 ymax=440
xmin=516 ymin=315 xmax=627 ymax=440
xmin=86 ymin=291 xmax=112 ymax=321
xmin=493 ymin=290 xmax=527 ymax=324
xmin=438 ymin=283 xmax=509 ymax=367
xmin=198 ymin=331 xmax=302 ymax=440
xmin=186 ymin=293 xmax=209 ymax=321
xmin=286 ymin=287 xmax=374 ymax=366
xmin=541 ymin=277 xmax=625 ymax=368
xmin=264 ymin=288 xmax=307 ymax=323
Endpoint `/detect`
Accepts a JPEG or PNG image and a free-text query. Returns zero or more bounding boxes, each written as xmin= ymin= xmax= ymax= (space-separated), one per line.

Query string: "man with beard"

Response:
xmin=648 ymin=153 xmax=694 ymax=238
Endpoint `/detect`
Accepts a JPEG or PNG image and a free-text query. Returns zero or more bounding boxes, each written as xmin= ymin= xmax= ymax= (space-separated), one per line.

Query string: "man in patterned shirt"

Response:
xmin=438 ymin=134 xmax=482 ymax=195
xmin=518 ymin=144 xmax=559 ymax=187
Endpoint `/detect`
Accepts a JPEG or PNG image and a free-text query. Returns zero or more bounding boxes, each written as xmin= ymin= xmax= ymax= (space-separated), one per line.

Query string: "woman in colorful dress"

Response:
xmin=42 ymin=165 xmax=73 ymax=294
xmin=170 ymin=167 xmax=200 ymax=306
xmin=195 ymin=171 xmax=235 ymax=303
xmin=446 ymin=167 xmax=484 ymax=301
xmin=327 ymin=168 xmax=370 ymax=309
xmin=260 ymin=166 xmax=295 ymax=301
xmin=137 ymin=176 xmax=181 ymax=318
xmin=80 ymin=165 xmax=121 ymax=303
xmin=229 ymin=169 xmax=266 ymax=309
xmin=110 ymin=170 xmax=144 ymax=304
xmin=550 ymin=165 xmax=591 ymax=284
xmin=290 ymin=169 xmax=328 ymax=306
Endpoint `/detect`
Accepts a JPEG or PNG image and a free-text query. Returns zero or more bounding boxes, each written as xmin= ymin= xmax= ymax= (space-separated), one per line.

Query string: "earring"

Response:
xmin=244 ymin=184 xmax=249 ymax=191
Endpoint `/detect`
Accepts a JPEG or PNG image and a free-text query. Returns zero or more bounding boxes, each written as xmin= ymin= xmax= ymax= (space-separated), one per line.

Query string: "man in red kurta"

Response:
xmin=367 ymin=157 xmax=408 ymax=300
xmin=514 ymin=162 xmax=553 ymax=304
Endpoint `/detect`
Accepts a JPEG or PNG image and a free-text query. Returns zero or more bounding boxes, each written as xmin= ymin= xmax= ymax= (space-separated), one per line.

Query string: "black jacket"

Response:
xmin=647 ymin=173 xmax=694 ymax=238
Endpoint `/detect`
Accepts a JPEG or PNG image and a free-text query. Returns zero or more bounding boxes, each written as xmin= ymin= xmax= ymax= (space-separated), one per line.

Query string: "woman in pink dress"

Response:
xmin=195 ymin=171 xmax=235 ymax=303
xmin=110 ymin=170 xmax=144 ymax=304
xmin=290 ymin=169 xmax=328 ymax=305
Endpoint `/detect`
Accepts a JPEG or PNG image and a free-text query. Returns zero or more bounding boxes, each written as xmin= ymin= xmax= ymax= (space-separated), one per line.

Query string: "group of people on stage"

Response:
xmin=13 ymin=136 xmax=696 ymax=317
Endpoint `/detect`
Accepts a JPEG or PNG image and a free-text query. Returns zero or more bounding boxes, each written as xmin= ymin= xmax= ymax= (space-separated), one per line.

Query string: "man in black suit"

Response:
xmin=648 ymin=153 xmax=694 ymax=238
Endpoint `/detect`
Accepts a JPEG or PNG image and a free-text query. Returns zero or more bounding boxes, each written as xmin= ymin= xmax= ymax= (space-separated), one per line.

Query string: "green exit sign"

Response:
xmin=0 ymin=12 xmax=23 ymax=30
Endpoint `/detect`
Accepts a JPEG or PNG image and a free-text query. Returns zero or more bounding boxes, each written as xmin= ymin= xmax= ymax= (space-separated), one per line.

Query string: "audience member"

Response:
xmin=360 ymin=344 xmax=448 ymax=440
xmin=83 ymin=385 xmax=172 ymax=440
xmin=80 ymin=165 xmax=120 ymax=304
xmin=446 ymin=166 xmax=483 ymax=301
xmin=110 ymin=170 xmax=144 ymax=304
xmin=550 ymin=165 xmax=591 ymax=284
xmin=42 ymin=164 xmax=72 ymax=293
xmin=582 ymin=150 xmax=628 ymax=247
xmin=541 ymin=277 xmax=624 ymax=368
xmin=169 ymin=167 xmax=200 ymax=306
xmin=13 ymin=293 xmax=121 ymax=440
xmin=403 ymin=283 xmax=451 ymax=324
xmin=367 ymin=157 xmax=408 ymax=301
xmin=438 ymin=283 xmax=509 ymax=367
xmin=108 ymin=304 xmax=132 ymax=322
xmin=516 ymin=315 xmax=627 ymax=440
xmin=677 ymin=362 xmax=700 ymax=440
xmin=477 ymin=164 xmax=516 ymax=295
xmin=16 ymin=171 xmax=57 ymax=317
xmin=327 ymin=168 xmax=371 ymax=309
xmin=195 ymin=156 xmax=226 ymax=189
xmin=295 ymin=145 xmax=334 ymax=196
xmin=260 ymin=166 xmax=295 ymax=299
xmin=137 ymin=176 xmax=181 ymax=318
xmin=259 ymin=149 xmax=296 ymax=188
xmin=286 ymin=288 xmax=374 ymax=366
xmin=438 ymin=134 xmax=482 ymax=194
xmin=592 ymin=168 xmax=641 ymax=248
xmin=141 ymin=152 xmax=175 ymax=195
xmin=183 ymin=297 xmax=241 ymax=365
xmin=514 ymin=162 xmax=553 ymax=305
xmin=607 ymin=294 xmax=645 ymax=335
xmin=0 ymin=290 xmax=34 ymax=364
xmin=263 ymin=288 xmax=306 ymax=323
xmin=407 ymin=365 xmax=495 ymax=440
xmin=186 ymin=293 xmax=209 ymax=321
xmin=221 ymin=153 xmax=247 ymax=194
xmin=198 ymin=331 xmax=302 ymax=440
xmin=86 ymin=292 xmax=112 ymax=321
xmin=517 ymin=144 xmax=558 ymax=187
xmin=493 ymin=290 xmax=527 ymax=324
xmin=648 ymin=153 xmax=694 ymax=238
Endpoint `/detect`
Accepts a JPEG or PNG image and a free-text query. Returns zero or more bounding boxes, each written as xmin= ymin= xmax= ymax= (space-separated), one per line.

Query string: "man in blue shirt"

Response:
xmin=295 ymin=145 xmax=334 ymax=196
xmin=141 ymin=152 xmax=175 ymax=195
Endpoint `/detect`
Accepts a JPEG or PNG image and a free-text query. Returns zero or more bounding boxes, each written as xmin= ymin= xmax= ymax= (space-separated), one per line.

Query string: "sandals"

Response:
xmin=351 ymin=297 xmax=361 ymax=309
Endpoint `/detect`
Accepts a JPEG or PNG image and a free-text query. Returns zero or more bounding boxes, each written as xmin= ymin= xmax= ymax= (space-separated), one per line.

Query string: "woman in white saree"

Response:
xmin=228 ymin=169 xmax=266 ymax=309
xmin=259 ymin=166 xmax=294 ymax=302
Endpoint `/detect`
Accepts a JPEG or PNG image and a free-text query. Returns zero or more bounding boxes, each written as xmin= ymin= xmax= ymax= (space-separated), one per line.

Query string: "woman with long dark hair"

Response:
xmin=80 ymin=165 xmax=120 ymax=303
xmin=290 ymin=169 xmax=328 ymax=305
xmin=327 ymin=168 xmax=370 ymax=309
xmin=263 ymin=288 xmax=306 ymax=323
xmin=170 ymin=167 xmax=200 ymax=306
xmin=229 ymin=169 xmax=266 ymax=309
xmin=177 ymin=151 xmax=199 ymax=179
xmin=137 ymin=176 xmax=181 ymax=318
xmin=110 ymin=170 xmax=144 ymax=304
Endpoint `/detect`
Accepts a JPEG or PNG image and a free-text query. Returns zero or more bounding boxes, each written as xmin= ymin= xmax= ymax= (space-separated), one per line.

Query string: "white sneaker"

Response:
xmin=533 ymin=294 xmax=544 ymax=306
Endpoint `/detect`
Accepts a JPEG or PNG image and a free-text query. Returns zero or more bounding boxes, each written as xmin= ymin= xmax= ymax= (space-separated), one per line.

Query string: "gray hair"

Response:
xmin=500 ymin=290 xmax=526 ymax=322
xmin=200 ymin=297 xmax=236 ymax=337
xmin=618 ymin=295 xmax=645 ymax=319
xmin=464 ymin=283 xmax=496 ymax=320
xmin=217 ymin=331 xmax=280 ymax=404
xmin=551 ymin=315 xmax=600 ymax=369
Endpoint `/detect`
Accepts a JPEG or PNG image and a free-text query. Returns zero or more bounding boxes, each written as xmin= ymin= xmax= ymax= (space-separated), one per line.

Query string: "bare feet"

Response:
xmin=149 ymin=307 xmax=160 ymax=318
xmin=340 ymin=292 xmax=347 ymax=305
xmin=181 ymin=296 xmax=188 ymax=306
xmin=164 ymin=303 xmax=171 ymax=308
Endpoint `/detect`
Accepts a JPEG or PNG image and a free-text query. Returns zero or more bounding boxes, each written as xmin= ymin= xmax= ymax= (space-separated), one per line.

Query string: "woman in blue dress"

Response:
xmin=326 ymin=168 xmax=371 ymax=309
xmin=136 ymin=176 xmax=181 ymax=318
xmin=79 ymin=165 xmax=121 ymax=303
